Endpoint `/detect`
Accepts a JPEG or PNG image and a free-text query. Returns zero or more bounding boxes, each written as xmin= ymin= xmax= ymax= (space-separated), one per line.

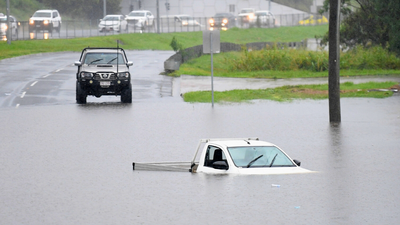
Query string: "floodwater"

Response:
xmin=1 ymin=96 xmax=400 ymax=224
xmin=1 ymin=50 xmax=400 ymax=224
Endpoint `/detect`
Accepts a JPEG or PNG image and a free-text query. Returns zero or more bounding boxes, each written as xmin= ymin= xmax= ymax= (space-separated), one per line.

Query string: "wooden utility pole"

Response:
xmin=328 ymin=0 xmax=341 ymax=123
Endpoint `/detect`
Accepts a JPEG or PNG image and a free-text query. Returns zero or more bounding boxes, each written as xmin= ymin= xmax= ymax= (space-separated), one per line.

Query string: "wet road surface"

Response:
xmin=0 ymin=52 xmax=400 ymax=224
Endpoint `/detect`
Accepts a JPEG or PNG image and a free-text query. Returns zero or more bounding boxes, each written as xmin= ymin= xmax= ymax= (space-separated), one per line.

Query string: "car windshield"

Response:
xmin=83 ymin=53 xmax=125 ymax=65
xmin=103 ymin=16 xmax=119 ymax=21
xmin=227 ymin=146 xmax=295 ymax=168
xmin=129 ymin=12 xmax=145 ymax=17
xmin=181 ymin=16 xmax=194 ymax=21
xmin=33 ymin=12 xmax=51 ymax=18
xmin=215 ymin=13 xmax=228 ymax=17
xmin=241 ymin=9 xmax=254 ymax=13
xmin=0 ymin=17 xmax=7 ymax=22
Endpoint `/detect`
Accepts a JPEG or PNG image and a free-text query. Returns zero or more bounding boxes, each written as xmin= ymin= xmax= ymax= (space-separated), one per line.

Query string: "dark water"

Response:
xmin=1 ymin=96 xmax=399 ymax=224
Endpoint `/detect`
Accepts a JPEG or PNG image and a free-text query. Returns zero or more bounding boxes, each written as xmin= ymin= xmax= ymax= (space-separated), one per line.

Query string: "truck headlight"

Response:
xmin=118 ymin=72 xmax=130 ymax=78
xmin=43 ymin=20 xmax=49 ymax=25
xmin=0 ymin=24 xmax=7 ymax=30
xmin=80 ymin=72 xmax=92 ymax=78
xmin=29 ymin=19 xmax=34 ymax=25
xmin=209 ymin=18 xmax=214 ymax=24
xmin=223 ymin=19 xmax=228 ymax=24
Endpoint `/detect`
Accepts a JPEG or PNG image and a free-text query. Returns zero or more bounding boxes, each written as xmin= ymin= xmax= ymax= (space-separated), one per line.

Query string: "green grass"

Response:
xmin=0 ymin=25 xmax=328 ymax=60
xmin=177 ymin=46 xmax=400 ymax=78
xmin=182 ymin=81 xmax=399 ymax=103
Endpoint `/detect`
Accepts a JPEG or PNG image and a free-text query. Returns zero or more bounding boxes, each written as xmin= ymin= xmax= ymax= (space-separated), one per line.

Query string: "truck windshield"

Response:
xmin=227 ymin=146 xmax=295 ymax=168
xmin=84 ymin=53 xmax=125 ymax=65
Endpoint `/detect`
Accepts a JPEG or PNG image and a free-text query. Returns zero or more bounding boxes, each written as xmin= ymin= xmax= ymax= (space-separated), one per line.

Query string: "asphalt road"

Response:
xmin=1 ymin=51 xmax=400 ymax=224
xmin=0 ymin=50 xmax=178 ymax=108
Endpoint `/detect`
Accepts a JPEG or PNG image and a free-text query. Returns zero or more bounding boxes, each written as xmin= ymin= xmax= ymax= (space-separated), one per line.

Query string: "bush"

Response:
xmin=226 ymin=45 xmax=400 ymax=72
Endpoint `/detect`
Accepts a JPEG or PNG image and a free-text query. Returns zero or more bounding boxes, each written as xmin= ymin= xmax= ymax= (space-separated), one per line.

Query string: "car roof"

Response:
xmin=129 ymin=10 xmax=150 ymax=13
xmin=35 ymin=9 xmax=58 ymax=12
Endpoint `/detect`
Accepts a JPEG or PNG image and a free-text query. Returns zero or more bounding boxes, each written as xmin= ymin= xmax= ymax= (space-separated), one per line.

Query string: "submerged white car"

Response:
xmin=99 ymin=15 xmax=127 ymax=32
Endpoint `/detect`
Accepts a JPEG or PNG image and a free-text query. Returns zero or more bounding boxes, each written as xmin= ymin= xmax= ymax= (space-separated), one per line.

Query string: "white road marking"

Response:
xmin=55 ymin=69 xmax=62 ymax=72
xmin=16 ymin=104 xmax=20 ymax=108
xmin=20 ymin=91 xmax=26 ymax=98
xmin=31 ymin=81 xmax=38 ymax=87
xmin=43 ymin=74 xmax=51 ymax=78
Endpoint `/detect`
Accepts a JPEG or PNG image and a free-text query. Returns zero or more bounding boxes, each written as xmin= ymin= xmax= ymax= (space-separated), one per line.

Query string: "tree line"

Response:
xmin=320 ymin=0 xmax=400 ymax=56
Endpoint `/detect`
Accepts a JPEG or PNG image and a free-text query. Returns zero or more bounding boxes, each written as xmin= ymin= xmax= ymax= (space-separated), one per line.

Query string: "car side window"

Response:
xmin=204 ymin=145 xmax=226 ymax=167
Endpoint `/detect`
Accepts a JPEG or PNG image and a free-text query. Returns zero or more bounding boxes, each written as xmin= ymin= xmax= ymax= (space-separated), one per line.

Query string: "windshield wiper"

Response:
xmin=246 ymin=155 xmax=263 ymax=168
xmin=89 ymin=59 xmax=103 ymax=65
xmin=107 ymin=57 xmax=117 ymax=64
xmin=269 ymin=154 xmax=278 ymax=167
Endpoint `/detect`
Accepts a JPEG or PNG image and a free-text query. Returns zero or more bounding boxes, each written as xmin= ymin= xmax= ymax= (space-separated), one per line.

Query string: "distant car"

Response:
xmin=174 ymin=15 xmax=201 ymax=26
xmin=209 ymin=13 xmax=236 ymax=29
xmin=0 ymin=13 xmax=19 ymax=38
xmin=238 ymin=8 xmax=256 ymax=25
xmin=299 ymin=15 xmax=328 ymax=25
xmin=255 ymin=11 xmax=276 ymax=27
xmin=125 ymin=10 xmax=154 ymax=30
xmin=74 ymin=48 xmax=133 ymax=104
xmin=99 ymin=15 xmax=127 ymax=32
xmin=29 ymin=9 xmax=62 ymax=33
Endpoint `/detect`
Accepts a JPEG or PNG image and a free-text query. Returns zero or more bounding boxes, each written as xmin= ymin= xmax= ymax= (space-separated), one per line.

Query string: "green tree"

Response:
xmin=320 ymin=0 xmax=400 ymax=56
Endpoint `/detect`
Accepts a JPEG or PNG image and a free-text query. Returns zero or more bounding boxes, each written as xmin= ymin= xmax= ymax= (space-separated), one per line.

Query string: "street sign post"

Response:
xmin=203 ymin=30 xmax=220 ymax=107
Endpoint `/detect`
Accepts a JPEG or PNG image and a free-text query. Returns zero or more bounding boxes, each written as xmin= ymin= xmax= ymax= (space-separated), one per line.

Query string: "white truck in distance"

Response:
xmin=132 ymin=138 xmax=313 ymax=175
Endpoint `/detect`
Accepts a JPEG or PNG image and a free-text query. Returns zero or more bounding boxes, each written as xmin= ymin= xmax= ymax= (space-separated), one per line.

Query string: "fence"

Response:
xmin=1 ymin=13 xmax=328 ymax=41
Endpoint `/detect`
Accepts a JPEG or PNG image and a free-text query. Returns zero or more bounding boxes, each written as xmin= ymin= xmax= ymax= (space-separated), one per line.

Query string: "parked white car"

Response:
xmin=29 ymin=9 xmax=62 ymax=33
xmin=98 ymin=15 xmax=127 ymax=32
xmin=0 ymin=13 xmax=19 ymax=38
xmin=255 ymin=11 xmax=276 ymax=27
xmin=125 ymin=10 xmax=154 ymax=30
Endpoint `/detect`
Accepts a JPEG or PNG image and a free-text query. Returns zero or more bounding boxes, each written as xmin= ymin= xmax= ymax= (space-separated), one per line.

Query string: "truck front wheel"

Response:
xmin=76 ymin=82 xmax=87 ymax=104
xmin=121 ymin=84 xmax=132 ymax=103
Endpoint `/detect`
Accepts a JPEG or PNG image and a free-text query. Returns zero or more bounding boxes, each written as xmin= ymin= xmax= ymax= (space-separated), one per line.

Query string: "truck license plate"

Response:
xmin=100 ymin=81 xmax=110 ymax=86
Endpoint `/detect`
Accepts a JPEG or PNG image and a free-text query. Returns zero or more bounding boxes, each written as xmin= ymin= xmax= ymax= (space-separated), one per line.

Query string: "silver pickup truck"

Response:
xmin=133 ymin=138 xmax=313 ymax=175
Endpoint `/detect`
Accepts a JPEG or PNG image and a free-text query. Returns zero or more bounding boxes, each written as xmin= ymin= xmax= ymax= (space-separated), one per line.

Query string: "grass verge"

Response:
xmin=177 ymin=47 xmax=400 ymax=78
xmin=182 ymin=81 xmax=399 ymax=103
xmin=0 ymin=26 xmax=328 ymax=60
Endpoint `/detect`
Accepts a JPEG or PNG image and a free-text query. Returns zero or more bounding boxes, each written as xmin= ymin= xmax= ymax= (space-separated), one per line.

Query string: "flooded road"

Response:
xmin=1 ymin=52 xmax=400 ymax=224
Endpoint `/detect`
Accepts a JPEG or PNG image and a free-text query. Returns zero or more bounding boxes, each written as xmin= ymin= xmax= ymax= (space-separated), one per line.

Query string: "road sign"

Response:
xmin=202 ymin=30 xmax=220 ymax=54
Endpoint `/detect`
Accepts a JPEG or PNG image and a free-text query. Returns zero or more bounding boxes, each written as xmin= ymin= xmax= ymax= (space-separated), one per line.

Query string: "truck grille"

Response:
xmin=93 ymin=73 xmax=116 ymax=80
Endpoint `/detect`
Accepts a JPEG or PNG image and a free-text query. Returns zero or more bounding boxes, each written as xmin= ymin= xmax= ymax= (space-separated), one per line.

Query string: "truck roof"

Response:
xmin=204 ymin=138 xmax=275 ymax=148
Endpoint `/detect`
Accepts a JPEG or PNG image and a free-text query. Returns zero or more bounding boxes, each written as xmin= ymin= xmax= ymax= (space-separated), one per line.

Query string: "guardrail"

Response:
xmin=1 ymin=13 xmax=328 ymax=41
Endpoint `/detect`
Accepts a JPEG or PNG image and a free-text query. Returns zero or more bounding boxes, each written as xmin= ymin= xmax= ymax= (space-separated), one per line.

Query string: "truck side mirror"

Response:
xmin=293 ymin=159 xmax=301 ymax=166
xmin=127 ymin=61 xmax=133 ymax=66
xmin=212 ymin=161 xmax=229 ymax=170
xmin=74 ymin=61 xmax=82 ymax=66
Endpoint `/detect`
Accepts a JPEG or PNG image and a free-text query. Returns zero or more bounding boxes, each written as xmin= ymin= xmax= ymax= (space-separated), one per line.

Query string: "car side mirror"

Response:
xmin=293 ymin=159 xmax=301 ymax=166
xmin=74 ymin=61 xmax=82 ymax=66
xmin=212 ymin=161 xmax=229 ymax=170
xmin=127 ymin=61 xmax=133 ymax=66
